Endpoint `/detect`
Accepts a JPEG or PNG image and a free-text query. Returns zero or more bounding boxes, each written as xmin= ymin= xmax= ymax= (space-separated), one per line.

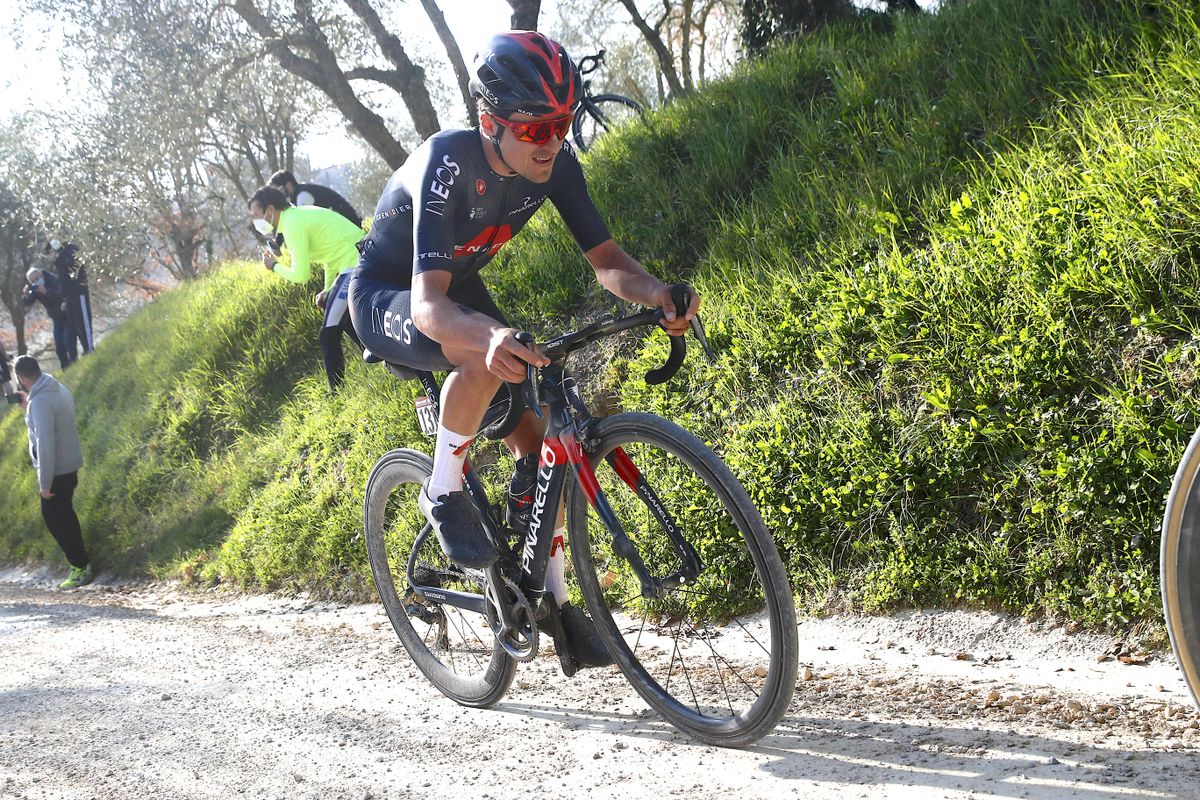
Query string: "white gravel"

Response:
xmin=2 ymin=566 xmax=1199 ymax=800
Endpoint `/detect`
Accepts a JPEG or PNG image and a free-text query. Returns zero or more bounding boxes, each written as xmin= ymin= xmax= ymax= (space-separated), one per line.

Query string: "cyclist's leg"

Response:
xmin=350 ymin=271 xmax=506 ymax=566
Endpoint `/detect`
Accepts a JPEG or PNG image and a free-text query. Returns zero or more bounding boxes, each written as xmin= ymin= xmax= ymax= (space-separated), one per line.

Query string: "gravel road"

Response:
xmin=2 ymin=570 xmax=1199 ymax=800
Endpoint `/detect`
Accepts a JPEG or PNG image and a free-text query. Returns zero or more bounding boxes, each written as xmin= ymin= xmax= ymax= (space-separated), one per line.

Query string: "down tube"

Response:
xmin=517 ymin=439 xmax=570 ymax=600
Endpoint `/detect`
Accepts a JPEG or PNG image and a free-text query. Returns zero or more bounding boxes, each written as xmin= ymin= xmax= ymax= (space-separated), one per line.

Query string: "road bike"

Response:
xmin=572 ymin=50 xmax=646 ymax=153
xmin=1161 ymin=429 xmax=1200 ymax=710
xmin=362 ymin=287 xmax=798 ymax=746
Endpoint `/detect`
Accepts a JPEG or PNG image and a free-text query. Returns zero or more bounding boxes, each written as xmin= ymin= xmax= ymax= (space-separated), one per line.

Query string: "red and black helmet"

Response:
xmin=470 ymin=31 xmax=581 ymax=118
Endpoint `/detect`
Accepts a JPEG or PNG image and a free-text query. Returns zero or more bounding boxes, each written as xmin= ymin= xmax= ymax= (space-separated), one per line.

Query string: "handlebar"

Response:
xmin=484 ymin=283 xmax=715 ymax=438
xmin=576 ymin=49 xmax=606 ymax=77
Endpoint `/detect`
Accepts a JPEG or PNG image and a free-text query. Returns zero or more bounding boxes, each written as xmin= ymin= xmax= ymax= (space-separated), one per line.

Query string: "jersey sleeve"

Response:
xmin=273 ymin=213 xmax=311 ymax=284
xmin=410 ymin=141 xmax=465 ymax=279
xmin=548 ymin=142 xmax=611 ymax=252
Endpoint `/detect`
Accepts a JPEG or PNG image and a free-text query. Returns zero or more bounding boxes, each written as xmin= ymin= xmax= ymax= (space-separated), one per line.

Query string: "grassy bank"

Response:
xmin=2 ymin=0 xmax=1197 ymax=626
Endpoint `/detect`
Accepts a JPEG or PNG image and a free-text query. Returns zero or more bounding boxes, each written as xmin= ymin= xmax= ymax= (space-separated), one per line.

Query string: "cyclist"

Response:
xmin=247 ymin=186 xmax=365 ymax=393
xmin=348 ymin=31 xmax=699 ymax=667
xmin=269 ymin=170 xmax=363 ymax=227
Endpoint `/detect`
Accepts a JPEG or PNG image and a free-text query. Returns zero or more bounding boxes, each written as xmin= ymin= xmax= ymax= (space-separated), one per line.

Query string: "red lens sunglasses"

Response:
xmin=489 ymin=113 xmax=572 ymax=145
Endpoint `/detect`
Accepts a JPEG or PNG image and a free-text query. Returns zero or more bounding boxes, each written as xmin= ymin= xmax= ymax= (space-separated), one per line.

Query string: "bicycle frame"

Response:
xmin=404 ymin=361 xmax=704 ymax=630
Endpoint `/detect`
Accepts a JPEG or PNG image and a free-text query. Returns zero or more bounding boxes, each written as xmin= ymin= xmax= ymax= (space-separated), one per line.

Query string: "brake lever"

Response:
xmin=514 ymin=331 xmax=543 ymax=419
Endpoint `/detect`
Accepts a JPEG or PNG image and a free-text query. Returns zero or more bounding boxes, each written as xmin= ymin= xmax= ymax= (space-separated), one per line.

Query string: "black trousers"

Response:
xmin=40 ymin=471 xmax=87 ymax=568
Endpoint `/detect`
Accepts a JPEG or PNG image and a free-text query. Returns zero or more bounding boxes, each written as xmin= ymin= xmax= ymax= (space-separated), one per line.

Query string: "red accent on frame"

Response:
xmin=560 ymin=433 xmax=599 ymax=503
xmin=540 ymin=439 xmax=568 ymax=469
xmin=611 ymin=447 xmax=642 ymax=491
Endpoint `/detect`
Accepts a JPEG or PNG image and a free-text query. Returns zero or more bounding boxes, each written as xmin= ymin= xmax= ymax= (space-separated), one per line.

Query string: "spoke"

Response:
xmin=677 ymin=614 xmax=763 ymax=699
xmin=669 ymin=612 xmax=703 ymax=715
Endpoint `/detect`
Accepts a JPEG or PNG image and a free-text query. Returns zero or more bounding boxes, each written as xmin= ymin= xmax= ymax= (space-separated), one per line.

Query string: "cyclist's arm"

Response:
xmin=584 ymin=239 xmax=699 ymax=335
xmin=296 ymin=190 xmax=316 ymax=206
xmin=272 ymin=214 xmax=311 ymax=284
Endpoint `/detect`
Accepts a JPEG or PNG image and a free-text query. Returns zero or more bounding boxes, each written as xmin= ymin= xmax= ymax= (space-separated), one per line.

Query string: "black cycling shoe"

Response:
xmin=419 ymin=480 xmax=499 ymax=569
xmin=556 ymin=602 xmax=614 ymax=668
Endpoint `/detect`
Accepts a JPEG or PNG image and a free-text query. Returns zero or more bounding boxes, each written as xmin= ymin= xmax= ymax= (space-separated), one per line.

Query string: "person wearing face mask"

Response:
xmin=347 ymin=31 xmax=701 ymax=671
xmin=246 ymin=186 xmax=366 ymax=392
xmin=22 ymin=267 xmax=77 ymax=370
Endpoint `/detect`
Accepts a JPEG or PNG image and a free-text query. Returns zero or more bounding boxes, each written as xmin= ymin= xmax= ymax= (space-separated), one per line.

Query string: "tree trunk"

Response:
xmin=342 ymin=0 xmax=442 ymax=138
xmin=681 ymin=0 xmax=694 ymax=92
xmin=618 ymin=0 xmax=687 ymax=98
xmin=232 ymin=0 xmax=411 ymax=169
xmin=506 ymin=0 xmax=541 ymax=30
xmin=419 ymin=0 xmax=477 ymax=126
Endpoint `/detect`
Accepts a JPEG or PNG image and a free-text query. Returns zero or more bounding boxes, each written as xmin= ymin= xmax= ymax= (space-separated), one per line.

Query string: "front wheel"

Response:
xmin=364 ymin=448 xmax=516 ymax=707
xmin=572 ymin=94 xmax=644 ymax=152
xmin=567 ymin=413 xmax=798 ymax=746
xmin=1161 ymin=427 xmax=1200 ymax=711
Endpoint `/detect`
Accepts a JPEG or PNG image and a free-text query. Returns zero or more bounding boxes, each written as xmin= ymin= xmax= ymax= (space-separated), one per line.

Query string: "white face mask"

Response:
xmin=252 ymin=217 xmax=274 ymax=236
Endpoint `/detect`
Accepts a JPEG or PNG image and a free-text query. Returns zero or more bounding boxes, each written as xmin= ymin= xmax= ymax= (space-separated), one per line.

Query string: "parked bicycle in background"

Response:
xmin=571 ymin=50 xmax=646 ymax=152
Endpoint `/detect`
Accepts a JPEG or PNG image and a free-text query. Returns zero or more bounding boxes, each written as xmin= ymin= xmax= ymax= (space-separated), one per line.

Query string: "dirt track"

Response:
xmin=2 ymin=573 xmax=1199 ymax=800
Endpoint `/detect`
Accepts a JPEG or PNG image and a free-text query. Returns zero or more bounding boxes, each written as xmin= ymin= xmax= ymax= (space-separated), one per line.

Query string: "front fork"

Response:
xmin=557 ymin=415 xmax=704 ymax=599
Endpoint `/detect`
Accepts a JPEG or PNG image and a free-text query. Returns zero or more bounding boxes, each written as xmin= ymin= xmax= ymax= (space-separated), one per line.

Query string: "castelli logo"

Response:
xmin=476 ymin=179 xmax=487 ymax=196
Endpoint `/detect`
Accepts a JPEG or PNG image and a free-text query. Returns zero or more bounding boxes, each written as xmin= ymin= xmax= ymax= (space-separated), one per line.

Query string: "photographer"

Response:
xmin=22 ymin=267 xmax=77 ymax=370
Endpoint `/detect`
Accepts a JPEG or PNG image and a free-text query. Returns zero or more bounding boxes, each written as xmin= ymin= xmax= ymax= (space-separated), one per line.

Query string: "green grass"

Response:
xmin=2 ymin=0 xmax=1197 ymax=627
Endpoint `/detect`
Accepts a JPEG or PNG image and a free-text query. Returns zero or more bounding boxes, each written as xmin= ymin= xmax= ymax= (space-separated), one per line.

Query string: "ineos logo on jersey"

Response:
xmin=425 ymin=154 xmax=461 ymax=217
xmin=371 ymin=308 xmax=414 ymax=344
xmin=507 ymin=195 xmax=546 ymax=217
xmin=522 ymin=442 xmax=559 ymax=572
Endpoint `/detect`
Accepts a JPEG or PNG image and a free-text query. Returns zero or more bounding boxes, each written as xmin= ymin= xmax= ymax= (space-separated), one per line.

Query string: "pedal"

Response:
xmin=537 ymin=598 xmax=579 ymax=678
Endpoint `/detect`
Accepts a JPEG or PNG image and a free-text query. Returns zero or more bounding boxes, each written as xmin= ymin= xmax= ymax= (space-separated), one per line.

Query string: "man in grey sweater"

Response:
xmin=14 ymin=355 xmax=91 ymax=589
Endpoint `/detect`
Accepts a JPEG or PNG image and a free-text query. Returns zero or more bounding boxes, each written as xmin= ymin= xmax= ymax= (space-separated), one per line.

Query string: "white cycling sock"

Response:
xmin=545 ymin=526 xmax=568 ymax=607
xmin=427 ymin=421 xmax=474 ymax=499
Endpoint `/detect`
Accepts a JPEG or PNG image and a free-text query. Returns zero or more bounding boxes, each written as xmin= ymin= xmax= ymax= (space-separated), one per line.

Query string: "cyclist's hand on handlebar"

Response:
xmin=655 ymin=283 xmax=701 ymax=336
xmin=486 ymin=327 xmax=550 ymax=383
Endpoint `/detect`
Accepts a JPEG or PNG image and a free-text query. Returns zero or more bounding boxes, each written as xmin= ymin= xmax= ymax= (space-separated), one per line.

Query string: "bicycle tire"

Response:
xmin=364 ymin=448 xmax=516 ymax=707
xmin=572 ymin=94 xmax=644 ymax=152
xmin=1161 ymin=426 xmax=1200 ymax=711
xmin=567 ymin=412 xmax=798 ymax=746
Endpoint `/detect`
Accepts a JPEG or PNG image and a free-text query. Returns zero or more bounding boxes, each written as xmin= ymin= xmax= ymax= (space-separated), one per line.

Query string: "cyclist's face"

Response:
xmin=487 ymin=111 xmax=568 ymax=183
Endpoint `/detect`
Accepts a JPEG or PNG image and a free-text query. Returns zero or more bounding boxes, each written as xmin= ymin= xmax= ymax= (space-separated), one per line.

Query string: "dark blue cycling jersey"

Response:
xmin=356 ymin=129 xmax=610 ymax=288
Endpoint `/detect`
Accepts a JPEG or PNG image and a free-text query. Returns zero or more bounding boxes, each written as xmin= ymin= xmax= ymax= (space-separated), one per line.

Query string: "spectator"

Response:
xmin=22 ymin=267 xmax=77 ymax=370
xmin=247 ymin=185 xmax=364 ymax=392
xmin=46 ymin=239 xmax=95 ymax=354
xmin=1 ymin=340 xmax=15 ymax=401
xmin=13 ymin=355 xmax=91 ymax=590
xmin=268 ymin=170 xmax=362 ymax=227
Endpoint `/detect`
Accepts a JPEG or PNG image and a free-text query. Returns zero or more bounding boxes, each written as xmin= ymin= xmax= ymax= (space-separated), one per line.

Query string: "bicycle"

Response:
xmin=362 ymin=286 xmax=798 ymax=746
xmin=571 ymin=49 xmax=646 ymax=153
xmin=1161 ymin=429 xmax=1200 ymax=711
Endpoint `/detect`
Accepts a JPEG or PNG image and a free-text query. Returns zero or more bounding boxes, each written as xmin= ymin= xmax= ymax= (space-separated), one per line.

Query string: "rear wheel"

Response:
xmin=364 ymin=448 xmax=516 ymax=707
xmin=567 ymin=413 xmax=798 ymax=746
xmin=572 ymin=94 xmax=644 ymax=152
xmin=1161 ymin=427 xmax=1200 ymax=711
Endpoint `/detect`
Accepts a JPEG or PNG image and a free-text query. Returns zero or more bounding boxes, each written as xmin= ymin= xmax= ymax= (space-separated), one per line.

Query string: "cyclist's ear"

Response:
xmin=480 ymin=112 xmax=496 ymax=136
